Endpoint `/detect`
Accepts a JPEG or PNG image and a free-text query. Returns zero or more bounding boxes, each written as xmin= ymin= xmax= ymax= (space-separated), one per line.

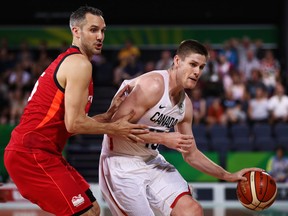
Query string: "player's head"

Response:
xmin=69 ymin=6 xmax=104 ymax=30
xmin=173 ymin=39 xmax=209 ymax=89
xmin=69 ymin=5 xmax=106 ymax=57
xmin=176 ymin=39 xmax=209 ymax=61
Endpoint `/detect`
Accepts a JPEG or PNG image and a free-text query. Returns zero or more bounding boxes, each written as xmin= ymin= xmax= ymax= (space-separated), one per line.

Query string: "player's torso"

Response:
xmin=7 ymin=46 xmax=93 ymax=154
xmin=102 ymin=70 xmax=185 ymax=158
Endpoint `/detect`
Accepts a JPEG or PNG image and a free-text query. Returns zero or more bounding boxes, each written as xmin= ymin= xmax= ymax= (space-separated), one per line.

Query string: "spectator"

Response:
xmin=188 ymin=87 xmax=206 ymax=125
xmin=267 ymin=145 xmax=288 ymax=183
xmin=6 ymin=61 xmax=32 ymax=92
xmin=216 ymin=52 xmax=233 ymax=82
xmin=0 ymin=46 xmax=15 ymax=74
xmin=15 ymin=40 xmax=35 ymax=73
xmin=238 ymin=49 xmax=261 ymax=82
xmin=206 ymin=97 xmax=227 ymax=127
xmin=237 ymin=36 xmax=256 ymax=65
xmin=247 ymin=85 xmax=269 ymax=126
xmin=201 ymin=49 xmax=223 ymax=97
xmin=0 ymin=73 xmax=9 ymax=124
xmin=117 ymin=38 xmax=141 ymax=68
xmin=268 ymin=82 xmax=288 ymax=124
xmin=260 ymin=49 xmax=281 ymax=96
xmin=222 ymin=89 xmax=246 ymax=125
xmin=254 ymin=38 xmax=266 ymax=60
xmin=223 ymin=69 xmax=246 ymax=101
xmin=92 ymin=54 xmax=114 ymax=86
xmin=155 ymin=50 xmax=173 ymax=70
xmin=143 ymin=60 xmax=156 ymax=73
xmin=219 ymin=39 xmax=239 ymax=69
xmin=245 ymin=68 xmax=266 ymax=99
xmin=113 ymin=53 xmax=144 ymax=87
xmin=9 ymin=87 xmax=28 ymax=125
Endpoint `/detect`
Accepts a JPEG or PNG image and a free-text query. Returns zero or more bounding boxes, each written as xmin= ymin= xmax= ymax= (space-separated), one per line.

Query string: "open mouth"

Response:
xmin=189 ymin=77 xmax=197 ymax=82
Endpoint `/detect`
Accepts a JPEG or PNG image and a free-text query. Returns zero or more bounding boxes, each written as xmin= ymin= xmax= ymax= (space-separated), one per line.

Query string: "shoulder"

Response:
xmin=57 ymin=54 xmax=92 ymax=85
xmin=64 ymin=54 xmax=92 ymax=69
xmin=136 ymin=71 xmax=165 ymax=93
xmin=126 ymin=71 xmax=165 ymax=106
xmin=60 ymin=54 xmax=92 ymax=79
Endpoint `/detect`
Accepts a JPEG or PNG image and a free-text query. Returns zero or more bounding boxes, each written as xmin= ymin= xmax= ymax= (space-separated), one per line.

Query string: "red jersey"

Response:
xmin=6 ymin=46 xmax=93 ymax=155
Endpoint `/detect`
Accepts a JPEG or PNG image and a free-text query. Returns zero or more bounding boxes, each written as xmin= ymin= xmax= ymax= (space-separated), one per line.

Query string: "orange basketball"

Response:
xmin=236 ymin=170 xmax=277 ymax=211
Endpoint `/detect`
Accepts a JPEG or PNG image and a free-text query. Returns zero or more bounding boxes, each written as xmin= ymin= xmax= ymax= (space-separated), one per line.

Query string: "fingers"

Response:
xmin=241 ymin=176 xmax=248 ymax=181
xmin=182 ymin=135 xmax=194 ymax=140
xmin=254 ymin=168 xmax=266 ymax=172
xmin=122 ymin=110 xmax=135 ymax=121
xmin=130 ymin=128 xmax=149 ymax=135
xmin=177 ymin=147 xmax=190 ymax=154
xmin=117 ymin=85 xmax=130 ymax=97
xmin=243 ymin=167 xmax=265 ymax=174
xmin=178 ymin=144 xmax=192 ymax=148
xmin=127 ymin=134 xmax=145 ymax=143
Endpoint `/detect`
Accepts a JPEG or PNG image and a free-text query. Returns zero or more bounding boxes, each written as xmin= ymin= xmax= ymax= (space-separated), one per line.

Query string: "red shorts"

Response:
xmin=4 ymin=150 xmax=95 ymax=216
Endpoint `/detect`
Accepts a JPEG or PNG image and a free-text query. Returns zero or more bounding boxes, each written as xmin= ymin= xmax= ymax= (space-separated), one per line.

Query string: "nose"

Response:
xmin=194 ymin=67 xmax=201 ymax=77
xmin=96 ymin=31 xmax=104 ymax=41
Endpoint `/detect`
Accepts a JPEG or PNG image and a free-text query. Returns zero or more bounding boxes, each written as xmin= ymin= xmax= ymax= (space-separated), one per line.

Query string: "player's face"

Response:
xmin=177 ymin=53 xmax=207 ymax=89
xmin=80 ymin=13 xmax=106 ymax=57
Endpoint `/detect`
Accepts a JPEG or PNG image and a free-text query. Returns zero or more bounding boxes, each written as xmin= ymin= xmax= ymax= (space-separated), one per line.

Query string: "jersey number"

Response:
xmin=145 ymin=143 xmax=159 ymax=150
xmin=27 ymin=72 xmax=45 ymax=102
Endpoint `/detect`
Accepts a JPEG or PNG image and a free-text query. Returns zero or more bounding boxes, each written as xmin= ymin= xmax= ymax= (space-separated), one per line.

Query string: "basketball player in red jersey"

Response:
xmin=3 ymin=6 xmax=149 ymax=216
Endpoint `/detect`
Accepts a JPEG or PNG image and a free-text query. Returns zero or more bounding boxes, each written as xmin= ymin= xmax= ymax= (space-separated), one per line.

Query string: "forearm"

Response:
xmin=91 ymin=112 xmax=111 ymax=123
xmin=66 ymin=114 xmax=116 ymax=135
xmin=132 ymin=131 xmax=168 ymax=144
xmin=183 ymin=149 xmax=231 ymax=181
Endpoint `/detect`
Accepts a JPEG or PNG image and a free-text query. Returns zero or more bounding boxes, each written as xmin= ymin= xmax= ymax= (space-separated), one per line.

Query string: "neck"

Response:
xmin=168 ymin=70 xmax=184 ymax=105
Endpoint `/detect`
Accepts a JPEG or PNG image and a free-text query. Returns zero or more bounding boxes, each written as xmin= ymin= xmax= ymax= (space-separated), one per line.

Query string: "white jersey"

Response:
xmin=101 ymin=70 xmax=186 ymax=158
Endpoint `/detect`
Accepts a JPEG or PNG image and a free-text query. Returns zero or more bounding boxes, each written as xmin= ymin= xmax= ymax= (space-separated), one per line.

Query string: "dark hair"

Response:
xmin=69 ymin=6 xmax=103 ymax=29
xmin=176 ymin=39 xmax=209 ymax=60
xmin=275 ymin=145 xmax=286 ymax=152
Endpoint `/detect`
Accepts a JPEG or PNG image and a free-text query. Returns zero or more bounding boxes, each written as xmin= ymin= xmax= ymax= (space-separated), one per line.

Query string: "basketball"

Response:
xmin=236 ymin=170 xmax=277 ymax=211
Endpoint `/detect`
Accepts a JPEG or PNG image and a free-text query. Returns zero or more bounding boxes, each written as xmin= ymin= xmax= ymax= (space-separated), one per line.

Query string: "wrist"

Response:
xmin=153 ymin=132 xmax=165 ymax=144
xmin=103 ymin=110 xmax=113 ymax=121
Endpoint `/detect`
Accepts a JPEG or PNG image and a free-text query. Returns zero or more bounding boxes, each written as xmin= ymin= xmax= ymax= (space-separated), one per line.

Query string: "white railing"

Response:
xmin=1 ymin=182 xmax=287 ymax=215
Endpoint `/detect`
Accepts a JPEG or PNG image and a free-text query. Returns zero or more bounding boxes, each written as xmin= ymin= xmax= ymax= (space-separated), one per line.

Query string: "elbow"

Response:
xmin=66 ymin=122 xmax=78 ymax=134
xmin=182 ymin=147 xmax=198 ymax=164
xmin=65 ymin=118 xmax=83 ymax=134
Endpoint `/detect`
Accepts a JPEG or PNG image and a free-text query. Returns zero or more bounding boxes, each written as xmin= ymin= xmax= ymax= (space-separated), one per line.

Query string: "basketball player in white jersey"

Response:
xmin=99 ymin=39 xmax=263 ymax=216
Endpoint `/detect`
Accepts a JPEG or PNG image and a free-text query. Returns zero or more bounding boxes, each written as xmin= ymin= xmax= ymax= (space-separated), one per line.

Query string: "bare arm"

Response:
xmin=111 ymin=73 xmax=194 ymax=149
xmin=91 ymin=85 xmax=131 ymax=123
xmin=177 ymin=96 xmax=263 ymax=182
xmin=57 ymin=55 xmax=147 ymax=141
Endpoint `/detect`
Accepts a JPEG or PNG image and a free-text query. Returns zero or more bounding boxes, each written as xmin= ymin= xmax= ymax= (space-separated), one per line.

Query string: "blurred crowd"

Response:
xmin=0 ymin=36 xmax=288 ymax=129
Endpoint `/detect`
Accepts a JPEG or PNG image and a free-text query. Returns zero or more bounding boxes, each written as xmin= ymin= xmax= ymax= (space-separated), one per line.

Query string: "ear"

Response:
xmin=174 ymin=55 xmax=180 ymax=67
xmin=71 ymin=26 xmax=81 ymax=39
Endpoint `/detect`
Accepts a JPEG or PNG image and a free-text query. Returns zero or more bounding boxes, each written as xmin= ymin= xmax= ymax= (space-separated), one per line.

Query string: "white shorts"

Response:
xmin=99 ymin=153 xmax=192 ymax=216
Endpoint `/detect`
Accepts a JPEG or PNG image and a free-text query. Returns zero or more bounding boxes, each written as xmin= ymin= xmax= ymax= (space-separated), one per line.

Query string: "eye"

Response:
xmin=200 ymin=65 xmax=206 ymax=70
xmin=191 ymin=63 xmax=197 ymax=67
xmin=90 ymin=28 xmax=97 ymax=33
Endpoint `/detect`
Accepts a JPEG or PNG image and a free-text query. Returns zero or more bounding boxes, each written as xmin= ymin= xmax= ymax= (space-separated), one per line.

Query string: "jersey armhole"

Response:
xmin=53 ymin=52 xmax=79 ymax=93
